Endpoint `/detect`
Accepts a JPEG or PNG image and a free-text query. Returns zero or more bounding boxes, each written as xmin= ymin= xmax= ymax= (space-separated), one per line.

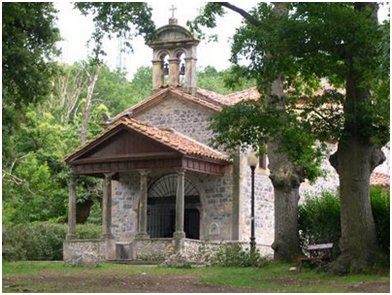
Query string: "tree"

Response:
xmin=197 ymin=65 xmax=255 ymax=94
xmin=191 ymin=2 xmax=389 ymax=271
xmin=191 ymin=2 xmax=315 ymax=261
xmin=2 ymin=2 xmax=61 ymax=168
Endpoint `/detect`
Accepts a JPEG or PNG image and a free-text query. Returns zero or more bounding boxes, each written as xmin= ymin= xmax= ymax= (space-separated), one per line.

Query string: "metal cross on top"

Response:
xmin=169 ymin=4 xmax=177 ymax=18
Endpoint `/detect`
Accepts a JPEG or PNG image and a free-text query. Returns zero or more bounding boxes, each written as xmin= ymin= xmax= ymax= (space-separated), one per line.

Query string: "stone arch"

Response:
xmin=147 ymin=173 xmax=201 ymax=239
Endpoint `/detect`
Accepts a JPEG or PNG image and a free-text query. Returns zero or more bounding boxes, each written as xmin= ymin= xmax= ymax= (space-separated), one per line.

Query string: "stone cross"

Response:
xmin=169 ymin=4 xmax=177 ymax=18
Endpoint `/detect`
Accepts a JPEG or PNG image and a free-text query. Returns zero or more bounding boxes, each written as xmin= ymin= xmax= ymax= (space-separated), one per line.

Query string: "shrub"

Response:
xmin=298 ymin=188 xmax=390 ymax=257
xmin=209 ymin=244 xmax=267 ymax=267
xmin=2 ymin=222 xmax=101 ymax=261
xmin=370 ymin=186 xmax=390 ymax=253
xmin=298 ymin=191 xmax=341 ymax=254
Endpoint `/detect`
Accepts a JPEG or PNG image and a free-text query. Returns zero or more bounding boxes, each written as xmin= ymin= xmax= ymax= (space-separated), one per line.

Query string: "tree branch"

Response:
xmin=217 ymin=2 xmax=262 ymax=27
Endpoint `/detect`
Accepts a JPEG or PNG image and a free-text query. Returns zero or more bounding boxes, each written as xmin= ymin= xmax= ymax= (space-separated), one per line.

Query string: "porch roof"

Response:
xmin=65 ymin=118 xmax=230 ymax=176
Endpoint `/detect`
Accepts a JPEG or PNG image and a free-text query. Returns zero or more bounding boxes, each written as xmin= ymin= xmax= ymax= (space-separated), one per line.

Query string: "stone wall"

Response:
xmin=135 ymin=95 xmax=215 ymax=147
xmin=238 ymin=152 xmax=275 ymax=247
xmin=63 ymin=239 xmax=105 ymax=266
xmin=133 ymin=238 xmax=176 ymax=261
xmin=111 ymin=172 xmax=140 ymax=241
xmin=188 ymin=167 xmax=234 ymax=241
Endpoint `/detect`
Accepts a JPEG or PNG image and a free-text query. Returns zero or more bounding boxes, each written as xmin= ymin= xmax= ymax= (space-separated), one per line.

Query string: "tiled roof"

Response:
xmin=66 ymin=117 xmax=229 ymax=163
xmin=223 ymin=87 xmax=259 ymax=105
xmin=370 ymin=172 xmax=390 ymax=187
xmin=196 ymin=87 xmax=260 ymax=106
xmin=111 ymin=87 xmax=221 ymax=123
xmin=195 ymin=88 xmax=225 ymax=106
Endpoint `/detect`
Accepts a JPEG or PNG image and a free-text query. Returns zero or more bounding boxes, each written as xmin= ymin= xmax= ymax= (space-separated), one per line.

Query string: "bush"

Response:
xmin=298 ymin=188 xmax=390 ymax=257
xmin=2 ymin=222 xmax=101 ymax=261
xmin=370 ymin=186 xmax=390 ymax=253
xmin=298 ymin=191 xmax=341 ymax=255
xmin=209 ymin=244 xmax=267 ymax=267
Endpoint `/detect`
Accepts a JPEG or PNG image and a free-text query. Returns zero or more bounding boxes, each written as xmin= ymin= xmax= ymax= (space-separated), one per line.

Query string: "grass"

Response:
xmin=2 ymin=260 xmax=390 ymax=293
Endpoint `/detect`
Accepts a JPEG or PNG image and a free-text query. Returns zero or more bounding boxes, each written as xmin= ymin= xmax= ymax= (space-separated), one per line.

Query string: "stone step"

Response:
xmin=107 ymin=259 xmax=161 ymax=265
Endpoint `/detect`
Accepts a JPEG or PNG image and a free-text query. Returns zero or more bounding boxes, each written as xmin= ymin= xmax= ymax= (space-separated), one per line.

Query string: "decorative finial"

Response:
xmin=169 ymin=4 xmax=177 ymax=18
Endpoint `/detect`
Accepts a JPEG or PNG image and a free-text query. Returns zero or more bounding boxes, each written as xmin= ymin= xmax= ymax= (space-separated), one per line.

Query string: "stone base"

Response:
xmin=135 ymin=232 xmax=150 ymax=240
xmin=63 ymin=239 xmax=105 ymax=266
xmin=173 ymin=231 xmax=186 ymax=251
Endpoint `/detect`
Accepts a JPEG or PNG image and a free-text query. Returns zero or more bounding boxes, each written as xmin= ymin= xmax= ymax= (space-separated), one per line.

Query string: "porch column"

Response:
xmin=102 ymin=173 xmax=114 ymax=239
xmin=136 ymin=170 xmax=150 ymax=239
xmin=174 ymin=169 xmax=186 ymax=249
xmin=67 ymin=173 xmax=77 ymax=240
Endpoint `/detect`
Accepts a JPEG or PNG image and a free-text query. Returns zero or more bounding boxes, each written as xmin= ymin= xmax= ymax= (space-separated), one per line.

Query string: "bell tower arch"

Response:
xmin=147 ymin=11 xmax=199 ymax=95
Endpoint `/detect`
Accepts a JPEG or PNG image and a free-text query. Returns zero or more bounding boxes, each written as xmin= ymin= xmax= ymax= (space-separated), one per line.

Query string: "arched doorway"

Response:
xmin=147 ymin=174 xmax=201 ymax=239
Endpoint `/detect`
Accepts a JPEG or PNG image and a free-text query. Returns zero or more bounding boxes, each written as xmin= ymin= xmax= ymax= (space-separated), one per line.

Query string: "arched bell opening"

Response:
xmin=147 ymin=174 xmax=201 ymax=239
xmin=160 ymin=53 xmax=170 ymax=86
xmin=175 ymin=51 xmax=186 ymax=85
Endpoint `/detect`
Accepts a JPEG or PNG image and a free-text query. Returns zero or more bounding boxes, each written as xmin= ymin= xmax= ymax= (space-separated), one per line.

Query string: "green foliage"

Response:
xmin=370 ymin=186 xmax=390 ymax=253
xmin=209 ymin=244 xmax=267 ymax=267
xmin=195 ymin=2 xmax=389 ymax=180
xmin=2 ymin=108 xmax=71 ymax=224
xmin=197 ymin=66 xmax=256 ymax=95
xmin=2 ymin=222 xmax=101 ymax=261
xmin=298 ymin=188 xmax=390 ymax=255
xmin=298 ymin=192 xmax=341 ymax=257
xmin=2 ymin=2 xmax=60 ymax=108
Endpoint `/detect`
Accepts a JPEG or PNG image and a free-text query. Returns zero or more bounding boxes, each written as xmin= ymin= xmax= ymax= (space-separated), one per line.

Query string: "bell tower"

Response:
xmin=147 ymin=6 xmax=199 ymax=95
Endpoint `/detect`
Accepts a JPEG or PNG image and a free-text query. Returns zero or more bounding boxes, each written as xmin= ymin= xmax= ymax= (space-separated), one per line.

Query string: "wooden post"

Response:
xmin=136 ymin=170 xmax=150 ymax=239
xmin=67 ymin=173 xmax=77 ymax=240
xmin=174 ymin=169 xmax=186 ymax=249
xmin=102 ymin=173 xmax=114 ymax=239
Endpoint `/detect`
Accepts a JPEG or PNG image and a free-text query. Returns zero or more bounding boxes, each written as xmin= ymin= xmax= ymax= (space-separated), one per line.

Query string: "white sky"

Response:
xmin=55 ymin=1 xmax=259 ymax=80
xmin=55 ymin=1 xmax=390 ymax=81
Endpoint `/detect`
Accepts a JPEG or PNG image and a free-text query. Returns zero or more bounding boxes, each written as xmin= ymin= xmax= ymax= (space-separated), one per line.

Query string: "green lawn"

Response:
xmin=2 ymin=261 xmax=390 ymax=293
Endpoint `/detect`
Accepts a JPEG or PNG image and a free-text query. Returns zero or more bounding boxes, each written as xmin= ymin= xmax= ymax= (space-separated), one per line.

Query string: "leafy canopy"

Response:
xmin=192 ymin=3 xmax=389 ymax=181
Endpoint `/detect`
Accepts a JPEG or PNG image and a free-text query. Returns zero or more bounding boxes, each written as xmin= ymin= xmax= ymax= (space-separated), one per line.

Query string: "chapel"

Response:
xmin=63 ymin=15 xmax=389 ymax=264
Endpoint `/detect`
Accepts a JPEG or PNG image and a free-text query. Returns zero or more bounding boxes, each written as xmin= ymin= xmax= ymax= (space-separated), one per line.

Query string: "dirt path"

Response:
xmin=3 ymin=273 xmax=262 ymax=293
xmin=3 ymin=268 xmax=389 ymax=293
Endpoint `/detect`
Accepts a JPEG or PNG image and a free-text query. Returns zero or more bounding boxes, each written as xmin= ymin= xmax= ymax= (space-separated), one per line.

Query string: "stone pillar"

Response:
xmin=184 ymin=56 xmax=197 ymax=95
xmin=152 ymin=59 xmax=163 ymax=90
xmin=136 ymin=170 xmax=150 ymax=239
xmin=67 ymin=173 xmax=77 ymax=240
xmin=168 ymin=58 xmax=180 ymax=87
xmin=174 ymin=169 xmax=186 ymax=250
xmin=102 ymin=173 xmax=114 ymax=239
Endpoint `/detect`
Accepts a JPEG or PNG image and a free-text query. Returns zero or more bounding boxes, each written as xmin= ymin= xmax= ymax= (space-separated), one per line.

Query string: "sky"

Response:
xmin=55 ymin=1 xmax=259 ymax=80
xmin=55 ymin=1 xmax=390 ymax=81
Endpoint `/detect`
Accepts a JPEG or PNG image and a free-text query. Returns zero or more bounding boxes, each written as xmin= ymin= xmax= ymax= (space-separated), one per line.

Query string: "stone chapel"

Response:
xmin=63 ymin=16 xmax=390 ymax=264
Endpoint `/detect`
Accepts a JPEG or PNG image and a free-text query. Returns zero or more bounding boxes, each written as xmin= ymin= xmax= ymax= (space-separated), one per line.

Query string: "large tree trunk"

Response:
xmin=269 ymin=142 xmax=303 ymax=261
xmin=330 ymin=139 xmax=384 ymax=273
xmin=268 ymin=77 xmax=303 ymax=261
xmin=328 ymin=2 xmax=385 ymax=273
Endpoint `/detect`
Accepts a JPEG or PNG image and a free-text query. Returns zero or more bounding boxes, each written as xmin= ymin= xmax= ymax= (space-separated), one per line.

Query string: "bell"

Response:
xmin=179 ymin=63 xmax=185 ymax=76
xmin=163 ymin=63 xmax=169 ymax=75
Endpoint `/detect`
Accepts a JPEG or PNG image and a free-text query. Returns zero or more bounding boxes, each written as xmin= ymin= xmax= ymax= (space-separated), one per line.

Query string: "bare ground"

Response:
xmin=3 ymin=272 xmax=261 ymax=293
xmin=3 ymin=271 xmax=390 ymax=293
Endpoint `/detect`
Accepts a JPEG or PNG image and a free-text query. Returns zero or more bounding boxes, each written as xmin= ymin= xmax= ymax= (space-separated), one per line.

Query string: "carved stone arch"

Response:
xmin=148 ymin=173 xmax=199 ymax=198
xmin=147 ymin=173 xmax=202 ymax=239
xmin=155 ymin=49 xmax=170 ymax=60
xmin=174 ymin=48 xmax=187 ymax=59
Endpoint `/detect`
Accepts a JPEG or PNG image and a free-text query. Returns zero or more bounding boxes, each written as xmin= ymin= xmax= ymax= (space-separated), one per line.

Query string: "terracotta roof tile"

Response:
xmin=222 ymin=87 xmax=259 ymax=105
xmin=370 ymin=172 xmax=390 ymax=187
xmin=66 ymin=117 xmax=230 ymax=163
xmin=111 ymin=87 xmax=221 ymax=124
xmin=120 ymin=118 xmax=229 ymax=162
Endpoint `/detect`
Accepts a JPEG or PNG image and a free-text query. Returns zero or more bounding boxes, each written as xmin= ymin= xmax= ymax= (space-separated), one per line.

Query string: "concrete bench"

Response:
xmin=299 ymin=243 xmax=334 ymax=270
